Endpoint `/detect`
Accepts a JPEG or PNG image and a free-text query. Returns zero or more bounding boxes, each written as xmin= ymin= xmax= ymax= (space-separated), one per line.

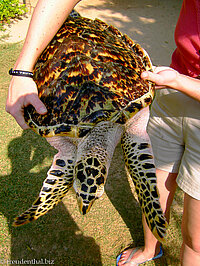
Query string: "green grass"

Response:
xmin=0 ymin=42 xmax=183 ymax=265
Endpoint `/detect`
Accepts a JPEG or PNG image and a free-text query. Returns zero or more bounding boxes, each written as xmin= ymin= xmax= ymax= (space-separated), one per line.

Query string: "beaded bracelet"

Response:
xmin=9 ymin=68 xmax=33 ymax=78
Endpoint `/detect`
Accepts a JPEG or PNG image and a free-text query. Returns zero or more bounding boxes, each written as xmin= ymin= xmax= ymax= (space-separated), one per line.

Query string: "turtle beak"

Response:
xmin=76 ymin=194 xmax=96 ymax=215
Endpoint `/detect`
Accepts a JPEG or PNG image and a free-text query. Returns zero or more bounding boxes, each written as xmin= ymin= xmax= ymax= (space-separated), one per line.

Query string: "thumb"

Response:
xmin=141 ymin=71 xmax=164 ymax=85
xmin=27 ymin=94 xmax=47 ymax=115
xmin=141 ymin=71 xmax=150 ymax=79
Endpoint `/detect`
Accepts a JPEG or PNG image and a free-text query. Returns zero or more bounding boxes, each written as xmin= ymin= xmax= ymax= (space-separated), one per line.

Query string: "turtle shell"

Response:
xmin=24 ymin=15 xmax=154 ymax=138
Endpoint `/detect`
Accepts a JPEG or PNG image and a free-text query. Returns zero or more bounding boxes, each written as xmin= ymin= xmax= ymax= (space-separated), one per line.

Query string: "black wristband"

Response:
xmin=9 ymin=68 xmax=33 ymax=78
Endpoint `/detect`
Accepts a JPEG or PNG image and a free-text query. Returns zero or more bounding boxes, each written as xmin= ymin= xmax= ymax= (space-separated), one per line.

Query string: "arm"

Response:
xmin=6 ymin=0 xmax=80 ymax=129
xmin=141 ymin=67 xmax=200 ymax=102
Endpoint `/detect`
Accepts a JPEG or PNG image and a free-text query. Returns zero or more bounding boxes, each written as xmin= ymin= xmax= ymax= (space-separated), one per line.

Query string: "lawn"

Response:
xmin=0 ymin=40 xmax=183 ymax=265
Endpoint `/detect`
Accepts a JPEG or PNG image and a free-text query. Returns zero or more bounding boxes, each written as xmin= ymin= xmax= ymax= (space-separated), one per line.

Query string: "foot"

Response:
xmin=117 ymin=246 xmax=162 ymax=265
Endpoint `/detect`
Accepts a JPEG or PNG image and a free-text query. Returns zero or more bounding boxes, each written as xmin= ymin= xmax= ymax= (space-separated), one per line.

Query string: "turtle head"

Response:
xmin=73 ymin=156 xmax=106 ymax=215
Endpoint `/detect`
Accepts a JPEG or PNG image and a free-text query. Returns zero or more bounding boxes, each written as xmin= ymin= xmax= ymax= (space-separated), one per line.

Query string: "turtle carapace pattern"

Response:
xmin=13 ymin=11 xmax=168 ymax=242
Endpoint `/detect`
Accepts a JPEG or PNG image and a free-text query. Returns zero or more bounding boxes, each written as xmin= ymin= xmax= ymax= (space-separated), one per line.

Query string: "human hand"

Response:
xmin=6 ymin=76 xmax=47 ymax=129
xmin=141 ymin=66 xmax=179 ymax=89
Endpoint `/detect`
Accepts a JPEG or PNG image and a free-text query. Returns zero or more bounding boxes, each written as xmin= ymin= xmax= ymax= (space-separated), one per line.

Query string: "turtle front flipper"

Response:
xmin=73 ymin=121 xmax=123 ymax=215
xmin=121 ymin=107 xmax=168 ymax=242
xmin=13 ymin=137 xmax=76 ymax=226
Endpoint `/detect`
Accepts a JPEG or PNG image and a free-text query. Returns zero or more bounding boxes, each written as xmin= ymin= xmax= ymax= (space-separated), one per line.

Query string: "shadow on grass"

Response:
xmin=1 ymin=128 xmax=145 ymax=265
xmin=1 ymin=130 xmax=102 ymax=265
xmin=1 ymin=129 xmax=169 ymax=265
xmin=0 ymin=127 xmax=147 ymax=265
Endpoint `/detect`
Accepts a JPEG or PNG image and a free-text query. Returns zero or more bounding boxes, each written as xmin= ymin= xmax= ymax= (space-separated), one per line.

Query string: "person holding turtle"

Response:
xmin=117 ymin=0 xmax=200 ymax=265
xmin=6 ymin=0 xmax=200 ymax=265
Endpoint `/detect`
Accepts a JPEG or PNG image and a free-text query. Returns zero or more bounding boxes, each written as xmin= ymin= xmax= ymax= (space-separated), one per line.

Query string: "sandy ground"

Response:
xmin=0 ymin=0 xmax=182 ymax=67
xmin=0 ymin=0 xmax=37 ymax=43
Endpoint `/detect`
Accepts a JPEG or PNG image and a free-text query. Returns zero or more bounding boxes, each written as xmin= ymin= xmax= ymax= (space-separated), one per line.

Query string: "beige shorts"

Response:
xmin=147 ymin=88 xmax=200 ymax=200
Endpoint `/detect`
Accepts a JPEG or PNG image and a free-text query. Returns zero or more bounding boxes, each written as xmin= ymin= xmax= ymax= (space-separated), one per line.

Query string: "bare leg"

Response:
xmin=181 ymin=193 xmax=200 ymax=265
xmin=118 ymin=169 xmax=177 ymax=265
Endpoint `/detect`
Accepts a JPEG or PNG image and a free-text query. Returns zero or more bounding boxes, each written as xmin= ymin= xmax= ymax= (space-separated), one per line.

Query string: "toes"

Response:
xmin=118 ymin=251 xmax=128 ymax=264
xmin=117 ymin=252 xmax=125 ymax=265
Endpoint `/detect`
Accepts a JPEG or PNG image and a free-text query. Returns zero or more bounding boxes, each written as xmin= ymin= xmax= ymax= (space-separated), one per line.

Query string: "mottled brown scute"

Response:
xmin=24 ymin=15 xmax=154 ymax=138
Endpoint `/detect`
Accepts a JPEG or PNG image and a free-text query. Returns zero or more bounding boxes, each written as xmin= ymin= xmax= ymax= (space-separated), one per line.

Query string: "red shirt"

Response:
xmin=170 ymin=0 xmax=200 ymax=78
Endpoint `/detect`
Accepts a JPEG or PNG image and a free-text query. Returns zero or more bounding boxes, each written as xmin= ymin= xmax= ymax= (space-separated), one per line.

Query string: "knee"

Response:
xmin=183 ymin=233 xmax=200 ymax=254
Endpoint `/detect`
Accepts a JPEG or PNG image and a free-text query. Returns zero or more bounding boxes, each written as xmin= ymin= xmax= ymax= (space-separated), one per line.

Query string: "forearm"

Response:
xmin=14 ymin=0 xmax=80 ymax=71
xmin=174 ymin=73 xmax=200 ymax=102
xmin=7 ymin=0 xmax=80 ymax=129
xmin=142 ymin=67 xmax=200 ymax=102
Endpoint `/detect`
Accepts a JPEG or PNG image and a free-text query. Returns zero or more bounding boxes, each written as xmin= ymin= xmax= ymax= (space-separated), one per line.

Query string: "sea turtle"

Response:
xmin=13 ymin=11 xmax=168 ymax=241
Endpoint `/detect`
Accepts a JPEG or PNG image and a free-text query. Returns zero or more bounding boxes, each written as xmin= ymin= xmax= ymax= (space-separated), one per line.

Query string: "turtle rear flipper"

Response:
xmin=13 ymin=137 xmax=76 ymax=226
xmin=73 ymin=121 xmax=123 ymax=214
xmin=121 ymin=107 xmax=168 ymax=242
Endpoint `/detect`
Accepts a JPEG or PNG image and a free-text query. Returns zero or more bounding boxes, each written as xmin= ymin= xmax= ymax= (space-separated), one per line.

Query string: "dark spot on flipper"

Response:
xmin=80 ymin=193 xmax=87 ymax=199
xmin=151 ymin=187 xmax=159 ymax=198
xmin=56 ymin=159 xmax=66 ymax=167
xmin=16 ymin=215 xmax=26 ymax=221
xmin=33 ymin=198 xmax=43 ymax=206
xmin=82 ymin=205 xmax=88 ymax=215
xmin=96 ymin=175 xmax=105 ymax=185
xmin=87 ymin=178 xmax=94 ymax=185
xmin=77 ymin=171 xmax=86 ymax=182
xmin=81 ymin=184 xmax=88 ymax=192
xmin=49 ymin=170 xmax=64 ymax=177
xmin=138 ymin=154 xmax=153 ymax=161
xmin=86 ymin=158 xmax=93 ymax=165
xmin=146 ymin=173 xmax=156 ymax=178
xmin=89 ymin=186 xmax=97 ymax=193
xmin=86 ymin=167 xmax=99 ymax=177
xmin=101 ymin=167 xmax=106 ymax=175
xmin=144 ymin=190 xmax=150 ymax=198
xmin=138 ymin=143 xmax=150 ymax=150
xmin=153 ymin=202 xmax=161 ymax=209
xmin=143 ymin=163 xmax=155 ymax=169
xmin=131 ymin=143 xmax=137 ymax=148
xmin=88 ymin=195 xmax=95 ymax=201
xmin=93 ymin=158 xmax=100 ymax=167
xmin=46 ymin=179 xmax=56 ymax=184
xmin=141 ymin=183 xmax=146 ymax=190
xmin=42 ymin=187 xmax=52 ymax=192
xmin=77 ymin=163 xmax=84 ymax=170
xmin=46 ymin=195 xmax=51 ymax=201
xmin=127 ymin=153 xmax=136 ymax=159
